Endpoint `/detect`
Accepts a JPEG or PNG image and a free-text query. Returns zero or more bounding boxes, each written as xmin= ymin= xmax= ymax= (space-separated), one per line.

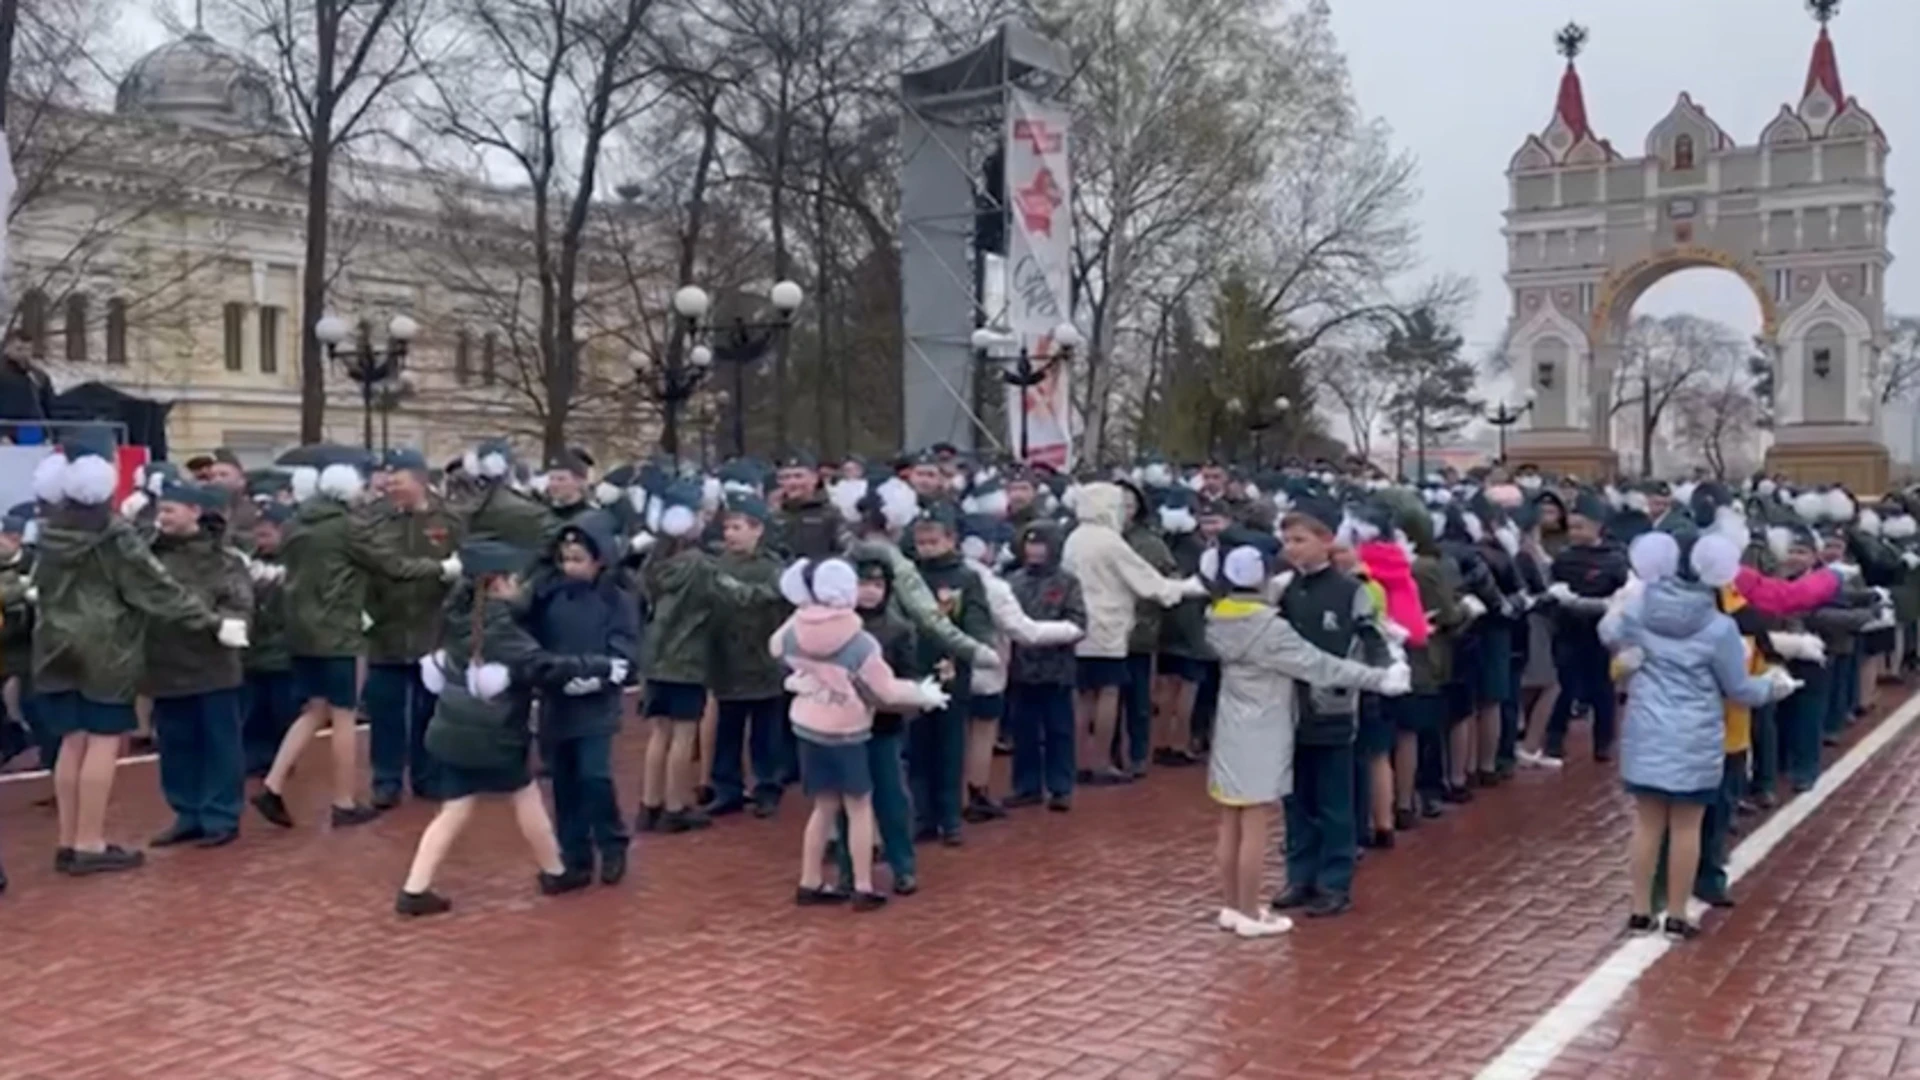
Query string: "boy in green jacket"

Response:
xmin=705 ymin=496 xmax=792 ymax=817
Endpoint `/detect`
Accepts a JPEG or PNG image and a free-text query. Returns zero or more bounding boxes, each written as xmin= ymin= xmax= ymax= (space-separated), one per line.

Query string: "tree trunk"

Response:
xmin=668 ymin=97 xmax=720 ymax=456
xmin=812 ymin=125 xmax=831 ymax=457
xmin=768 ymin=64 xmax=791 ymax=454
xmin=298 ymin=3 xmax=340 ymax=445
xmin=0 ymin=0 xmax=19 ymax=129
xmin=1640 ymin=373 xmax=1654 ymax=478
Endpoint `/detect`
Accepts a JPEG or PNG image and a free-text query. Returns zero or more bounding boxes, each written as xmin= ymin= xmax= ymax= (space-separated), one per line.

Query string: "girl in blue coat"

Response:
xmin=529 ymin=512 xmax=639 ymax=885
xmin=1601 ymin=531 xmax=1793 ymax=939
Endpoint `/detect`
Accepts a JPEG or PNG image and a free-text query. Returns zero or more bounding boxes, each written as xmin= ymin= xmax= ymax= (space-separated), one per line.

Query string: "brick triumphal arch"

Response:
xmin=1502 ymin=12 xmax=1892 ymax=489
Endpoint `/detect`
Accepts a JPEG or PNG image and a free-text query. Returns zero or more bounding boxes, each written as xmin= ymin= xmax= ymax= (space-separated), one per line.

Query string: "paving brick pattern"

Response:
xmin=1543 ymin=699 xmax=1920 ymax=1080
xmin=0 ymin=698 xmax=1905 ymax=1080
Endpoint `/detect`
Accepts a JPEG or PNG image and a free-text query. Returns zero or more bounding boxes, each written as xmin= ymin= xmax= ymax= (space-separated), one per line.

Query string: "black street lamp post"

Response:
xmin=667 ymin=281 xmax=803 ymax=458
xmin=318 ymin=313 xmax=416 ymax=451
xmin=1487 ymin=390 xmax=1537 ymax=464
xmin=972 ymin=322 xmax=1082 ymax=463
xmin=1244 ymin=395 xmax=1292 ymax=468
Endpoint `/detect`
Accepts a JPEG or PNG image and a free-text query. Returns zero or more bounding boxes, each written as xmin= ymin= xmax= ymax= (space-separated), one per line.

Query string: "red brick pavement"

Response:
xmin=1539 ymin=695 xmax=1920 ymax=1080
xmin=0 ymin=699 xmax=1904 ymax=1080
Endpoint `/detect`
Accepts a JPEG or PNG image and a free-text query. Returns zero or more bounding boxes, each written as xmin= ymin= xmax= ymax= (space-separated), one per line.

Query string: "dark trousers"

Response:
xmin=1695 ymin=750 xmax=1746 ymax=899
xmin=908 ymin=705 xmax=965 ymax=837
xmin=1120 ymin=653 xmax=1154 ymax=767
xmin=242 ymin=671 xmax=297 ymax=777
xmin=1749 ymin=703 xmax=1779 ymax=797
xmin=1783 ymin=666 xmax=1828 ymax=790
xmin=1284 ymin=742 xmax=1357 ymax=898
xmin=547 ymin=733 xmax=627 ymax=872
xmin=1191 ymin=660 xmax=1221 ymax=748
xmin=152 ymin=688 xmax=244 ymax=834
xmin=364 ymin=662 xmax=440 ymax=798
xmin=1008 ymin=681 xmax=1076 ymax=798
xmin=710 ymin=696 xmax=788 ymax=807
xmin=1545 ymin=647 xmax=1616 ymax=758
xmin=835 ymin=730 xmax=915 ymax=883
xmin=1829 ymin=651 xmax=1859 ymax=732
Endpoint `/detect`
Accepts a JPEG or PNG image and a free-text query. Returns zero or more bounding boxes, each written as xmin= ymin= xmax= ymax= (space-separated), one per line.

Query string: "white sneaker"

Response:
xmin=1234 ymin=910 xmax=1294 ymax=938
xmin=1216 ymin=907 xmax=1244 ymax=932
xmin=1518 ymin=748 xmax=1565 ymax=770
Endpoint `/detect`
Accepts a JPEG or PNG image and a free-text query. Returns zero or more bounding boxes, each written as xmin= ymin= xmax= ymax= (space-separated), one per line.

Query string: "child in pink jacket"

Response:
xmin=772 ymin=558 xmax=948 ymax=910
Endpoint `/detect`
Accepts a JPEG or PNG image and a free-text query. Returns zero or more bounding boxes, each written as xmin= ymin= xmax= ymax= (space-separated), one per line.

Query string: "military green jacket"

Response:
xmin=707 ymin=548 xmax=788 ymax=701
xmin=0 ymin=550 xmax=34 ymax=682
xmin=639 ymin=542 xmax=718 ymax=686
xmin=356 ymin=497 xmax=463 ymax=664
xmin=32 ymin=505 xmax=219 ymax=705
xmin=245 ymin=547 xmax=292 ymax=674
xmin=144 ymin=530 xmax=252 ymax=699
xmin=283 ymin=497 xmax=445 ymax=659
xmin=460 ymin=482 xmax=554 ymax=553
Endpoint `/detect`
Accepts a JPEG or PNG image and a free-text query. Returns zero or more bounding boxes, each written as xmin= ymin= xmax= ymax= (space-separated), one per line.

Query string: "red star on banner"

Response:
xmin=1014 ymin=168 xmax=1063 ymax=236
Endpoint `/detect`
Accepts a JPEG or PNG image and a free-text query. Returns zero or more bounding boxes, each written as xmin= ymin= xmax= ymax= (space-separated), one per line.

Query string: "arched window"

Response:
xmin=106 ymin=298 xmax=129 ymax=365
xmin=1673 ymin=134 xmax=1696 ymax=171
xmin=454 ymin=329 xmax=472 ymax=385
xmin=65 ymin=293 xmax=89 ymax=361
xmin=18 ymin=289 xmax=48 ymax=357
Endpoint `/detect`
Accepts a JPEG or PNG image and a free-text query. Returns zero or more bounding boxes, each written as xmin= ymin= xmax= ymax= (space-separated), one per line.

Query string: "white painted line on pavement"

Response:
xmin=1476 ymin=687 xmax=1920 ymax=1080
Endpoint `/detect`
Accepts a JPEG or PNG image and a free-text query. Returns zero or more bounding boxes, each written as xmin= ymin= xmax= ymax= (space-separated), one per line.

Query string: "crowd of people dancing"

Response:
xmin=0 ymin=431 xmax=1909 ymax=940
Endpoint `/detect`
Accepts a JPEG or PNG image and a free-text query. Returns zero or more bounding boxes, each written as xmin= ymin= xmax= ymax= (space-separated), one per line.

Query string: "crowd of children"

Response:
xmin=0 ymin=435 xmax=1912 ymax=942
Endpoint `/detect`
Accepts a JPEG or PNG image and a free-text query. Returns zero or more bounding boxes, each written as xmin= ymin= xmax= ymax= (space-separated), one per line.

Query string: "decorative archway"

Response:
xmin=1501 ymin=15 xmax=1890 ymax=487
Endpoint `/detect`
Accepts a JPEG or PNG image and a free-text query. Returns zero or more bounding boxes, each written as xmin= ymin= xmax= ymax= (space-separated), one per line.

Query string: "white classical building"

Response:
xmin=1501 ymin=15 xmax=1894 ymax=489
xmin=7 ymin=28 xmax=666 ymax=465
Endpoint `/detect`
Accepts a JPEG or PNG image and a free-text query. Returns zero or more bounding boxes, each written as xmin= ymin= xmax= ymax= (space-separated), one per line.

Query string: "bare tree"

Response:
xmin=1877 ymin=315 xmax=1920 ymax=405
xmin=1315 ymin=345 xmax=1395 ymax=463
xmin=1610 ymin=313 xmax=1746 ymax=478
xmin=1670 ymin=371 xmax=1762 ymax=480
xmin=219 ymin=0 xmax=425 ymax=442
xmin=412 ymin=0 xmax=658 ymax=458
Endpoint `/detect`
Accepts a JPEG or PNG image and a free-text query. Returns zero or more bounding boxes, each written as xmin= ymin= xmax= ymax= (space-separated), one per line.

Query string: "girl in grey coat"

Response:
xmin=1601 ymin=531 xmax=1793 ymax=939
xmin=1202 ymin=533 xmax=1410 ymax=939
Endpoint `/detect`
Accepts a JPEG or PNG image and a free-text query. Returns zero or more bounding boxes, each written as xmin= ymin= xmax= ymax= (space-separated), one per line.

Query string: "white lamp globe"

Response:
xmin=770 ymin=280 xmax=804 ymax=312
xmin=1052 ymin=322 xmax=1085 ymax=350
xmin=971 ymin=327 xmax=1002 ymax=352
xmin=387 ymin=314 xmax=419 ymax=342
xmin=673 ymin=285 xmax=710 ymax=320
xmin=314 ymin=314 xmax=350 ymax=345
xmin=1273 ymin=396 xmax=1291 ymax=411
xmin=689 ymin=344 xmax=714 ymax=369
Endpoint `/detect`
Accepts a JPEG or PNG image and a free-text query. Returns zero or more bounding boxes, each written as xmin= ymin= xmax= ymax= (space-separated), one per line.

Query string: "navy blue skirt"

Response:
xmin=799 ymin=738 xmax=873 ymax=797
xmin=643 ymin=680 xmax=707 ymax=721
xmin=292 ymin=656 xmax=358 ymax=709
xmin=40 ymin=691 xmax=138 ymax=738
xmin=440 ymin=760 xmax=532 ymax=798
xmin=1470 ymin=623 xmax=1516 ymax=706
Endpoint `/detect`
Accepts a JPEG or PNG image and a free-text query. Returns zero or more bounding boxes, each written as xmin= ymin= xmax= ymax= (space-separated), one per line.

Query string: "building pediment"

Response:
xmin=1644 ymin=92 xmax=1732 ymax=161
xmin=1508 ymin=135 xmax=1555 ymax=174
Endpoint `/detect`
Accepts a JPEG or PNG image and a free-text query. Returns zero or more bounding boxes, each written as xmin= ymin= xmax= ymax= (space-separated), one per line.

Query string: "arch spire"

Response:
xmin=1804 ymin=1 xmax=1844 ymax=103
xmin=1552 ymin=23 xmax=1594 ymax=145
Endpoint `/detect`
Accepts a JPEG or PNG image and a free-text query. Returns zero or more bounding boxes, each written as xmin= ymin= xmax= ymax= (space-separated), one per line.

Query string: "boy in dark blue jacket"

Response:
xmin=530 ymin=511 xmax=639 ymax=885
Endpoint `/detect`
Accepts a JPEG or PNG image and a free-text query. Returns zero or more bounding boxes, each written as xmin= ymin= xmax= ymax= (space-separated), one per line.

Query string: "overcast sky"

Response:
xmin=116 ymin=0 xmax=1914 ymax=366
xmin=1326 ymin=0 xmax=1918 ymax=360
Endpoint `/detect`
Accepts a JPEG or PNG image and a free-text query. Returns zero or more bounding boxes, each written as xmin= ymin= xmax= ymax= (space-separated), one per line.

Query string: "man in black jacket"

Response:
xmin=771 ymin=450 xmax=840 ymax=559
xmin=1540 ymin=491 xmax=1629 ymax=764
xmin=0 ymin=330 xmax=54 ymax=435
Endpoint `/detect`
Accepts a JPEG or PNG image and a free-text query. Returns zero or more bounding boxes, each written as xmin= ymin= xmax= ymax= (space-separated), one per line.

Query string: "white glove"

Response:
xmin=628 ymin=531 xmax=657 ymax=555
xmin=1378 ymin=661 xmax=1411 ymax=697
xmin=1379 ymin=617 xmax=1410 ymax=644
xmin=1767 ymin=631 xmax=1826 ymax=665
xmin=562 ymin=676 xmax=604 ymax=696
xmin=361 ymin=611 xmax=373 ymax=631
xmin=249 ymin=559 xmax=285 ymax=585
xmin=217 ymin=618 xmax=250 ymax=649
xmin=1178 ymin=575 xmax=1210 ymax=600
xmin=119 ymin=492 xmax=149 ymax=519
xmin=1614 ymin=646 xmax=1645 ymax=676
xmin=1459 ymin=594 xmax=1487 ymax=621
xmin=607 ymin=658 xmax=630 ymax=684
xmin=1873 ymin=586 xmax=1893 ymax=606
xmin=23 ymin=585 xmax=37 ymax=605
xmin=1765 ymin=666 xmax=1804 ymax=703
xmin=419 ymin=650 xmax=448 ymax=695
xmin=1546 ymin=582 xmax=1578 ymax=605
xmin=1902 ymin=551 xmax=1920 ymax=568
xmin=913 ymin=676 xmax=952 ymax=712
xmin=1864 ymin=605 xmax=1897 ymax=632
xmin=440 ymin=554 xmax=464 ymax=582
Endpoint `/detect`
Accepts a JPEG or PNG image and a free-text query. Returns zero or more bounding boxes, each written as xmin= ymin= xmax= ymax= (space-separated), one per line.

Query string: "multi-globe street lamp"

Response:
xmin=1488 ymin=390 xmax=1537 ymax=463
xmin=318 ymin=312 xmax=416 ymax=452
xmin=970 ymin=321 xmax=1083 ymax=463
xmin=661 ymin=281 xmax=803 ymax=458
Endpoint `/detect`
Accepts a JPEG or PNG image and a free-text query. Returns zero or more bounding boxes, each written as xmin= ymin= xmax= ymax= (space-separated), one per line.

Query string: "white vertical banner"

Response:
xmin=1003 ymin=89 xmax=1074 ymax=468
